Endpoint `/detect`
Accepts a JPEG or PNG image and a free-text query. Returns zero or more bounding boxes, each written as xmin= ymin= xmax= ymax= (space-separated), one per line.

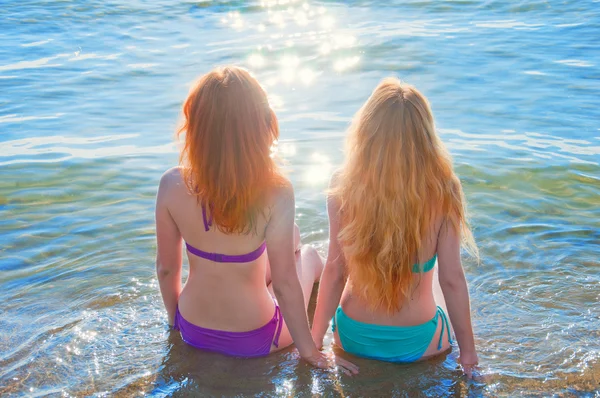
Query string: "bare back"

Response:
xmin=160 ymin=167 xmax=276 ymax=332
xmin=338 ymin=200 xmax=446 ymax=327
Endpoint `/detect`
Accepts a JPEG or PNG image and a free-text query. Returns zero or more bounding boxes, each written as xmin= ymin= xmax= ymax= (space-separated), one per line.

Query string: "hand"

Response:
xmin=458 ymin=351 xmax=479 ymax=378
xmin=302 ymin=349 xmax=359 ymax=376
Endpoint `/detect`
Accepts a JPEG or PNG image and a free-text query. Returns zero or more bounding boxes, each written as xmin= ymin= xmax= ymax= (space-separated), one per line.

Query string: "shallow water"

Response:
xmin=1 ymin=0 xmax=599 ymax=396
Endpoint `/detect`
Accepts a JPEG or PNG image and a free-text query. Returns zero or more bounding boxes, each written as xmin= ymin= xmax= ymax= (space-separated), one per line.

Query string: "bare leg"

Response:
xmin=265 ymin=223 xmax=302 ymax=286
xmin=267 ymin=244 xmax=323 ymax=303
xmin=296 ymin=245 xmax=324 ymax=307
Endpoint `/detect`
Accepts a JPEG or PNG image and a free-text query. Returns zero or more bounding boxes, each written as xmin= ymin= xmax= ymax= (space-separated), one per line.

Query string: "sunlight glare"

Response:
xmin=280 ymin=142 xmax=297 ymax=156
xmin=295 ymin=11 xmax=309 ymax=26
xmin=333 ymin=34 xmax=356 ymax=48
xmin=319 ymin=43 xmax=331 ymax=55
xmin=304 ymin=153 xmax=332 ymax=184
xmin=334 ymin=56 xmax=360 ymax=72
xmin=299 ymin=68 xmax=315 ymax=85
xmin=280 ymin=55 xmax=300 ymax=68
xmin=232 ymin=17 xmax=244 ymax=29
xmin=320 ymin=16 xmax=335 ymax=30
xmin=248 ymin=54 xmax=266 ymax=68
xmin=268 ymin=94 xmax=284 ymax=110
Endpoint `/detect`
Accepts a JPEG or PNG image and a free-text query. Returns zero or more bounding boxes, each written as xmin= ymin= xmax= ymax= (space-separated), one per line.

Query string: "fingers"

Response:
xmin=338 ymin=366 xmax=352 ymax=376
xmin=336 ymin=358 xmax=359 ymax=375
xmin=305 ymin=352 xmax=359 ymax=376
xmin=461 ymin=363 xmax=477 ymax=379
xmin=463 ymin=366 xmax=472 ymax=378
xmin=326 ymin=352 xmax=359 ymax=376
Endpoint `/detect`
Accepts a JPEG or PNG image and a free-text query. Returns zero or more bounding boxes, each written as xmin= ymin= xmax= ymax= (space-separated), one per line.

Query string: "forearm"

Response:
xmin=312 ymin=263 xmax=346 ymax=343
xmin=441 ymin=277 xmax=476 ymax=355
xmin=156 ymin=262 xmax=182 ymax=326
xmin=273 ymin=278 xmax=317 ymax=358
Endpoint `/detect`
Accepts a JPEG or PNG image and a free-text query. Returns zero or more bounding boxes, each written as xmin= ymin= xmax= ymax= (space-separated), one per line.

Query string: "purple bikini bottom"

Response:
xmin=173 ymin=304 xmax=283 ymax=358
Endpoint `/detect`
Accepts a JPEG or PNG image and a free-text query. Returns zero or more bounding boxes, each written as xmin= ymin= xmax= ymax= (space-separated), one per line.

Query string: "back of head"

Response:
xmin=178 ymin=66 xmax=286 ymax=234
xmin=332 ymin=78 xmax=476 ymax=313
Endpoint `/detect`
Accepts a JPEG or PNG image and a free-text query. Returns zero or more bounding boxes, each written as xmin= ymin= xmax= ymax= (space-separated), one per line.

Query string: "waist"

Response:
xmin=341 ymin=285 xmax=439 ymax=326
xmin=179 ymin=281 xmax=276 ymax=332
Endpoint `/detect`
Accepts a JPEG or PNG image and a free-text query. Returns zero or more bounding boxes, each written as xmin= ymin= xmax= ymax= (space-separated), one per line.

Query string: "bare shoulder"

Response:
xmin=329 ymin=168 xmax=344 ymax=189
xmin=158 ymin=166 xmax=186 ymax=197
xmin=160 ymin=166 xmax=183 ymax=184
xmin=327 ymin=168 xmax=344 ymax=210
xmin=268 ymin=179 xmax=294 ymax=208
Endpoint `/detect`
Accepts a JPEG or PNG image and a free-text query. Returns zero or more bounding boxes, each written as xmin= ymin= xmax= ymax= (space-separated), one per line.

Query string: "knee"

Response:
xmin=301 ymin=245 xmax=324 ymax=279
xmin=301 ymin=244 xmax=318 ymax=259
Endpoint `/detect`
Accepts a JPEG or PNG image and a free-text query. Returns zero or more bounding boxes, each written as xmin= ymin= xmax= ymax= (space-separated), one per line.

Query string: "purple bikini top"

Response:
xmin=185 ymin=205 xmax=266 ymax=263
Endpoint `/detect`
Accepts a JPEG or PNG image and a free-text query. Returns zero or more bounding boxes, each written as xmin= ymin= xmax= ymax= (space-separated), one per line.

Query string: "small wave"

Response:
xmin=0 ymin=57 xmax=62 ymax=72
xmin=475 ymin=20 xmax=543 ymax=30
xmin=523 ymin=70 xmax=549 ymax=76
xmin=20 ymin=39 xmax=53 ymax=47
xmin=0 ymin=134 xmax=176 ymax=166
xmin=554 ymin=59 xmax=594 ymax=68
xmin=68 ymin=53 xmax=122 ymax=62
xmin=0 ymin=134 xmax=138 ymax=147
xmin=127 ymin=63 xmax=157 ymax=69
xmin=0 ymin=114 xmax=65 ymax=124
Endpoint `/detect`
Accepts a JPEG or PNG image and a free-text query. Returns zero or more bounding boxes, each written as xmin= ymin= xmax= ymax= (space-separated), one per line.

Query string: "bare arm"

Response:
xmin=267 ymin=184 xmax=358 ymax=375
xmin=267 ymin=184 xmax=316 ymax=358
xmin=311 ymin=182 xmax=347 ymax=348
xmin=437 ymin=217 xmax=478 ymax=375
xmin=155 ymin=171 xmax=183 ymax=326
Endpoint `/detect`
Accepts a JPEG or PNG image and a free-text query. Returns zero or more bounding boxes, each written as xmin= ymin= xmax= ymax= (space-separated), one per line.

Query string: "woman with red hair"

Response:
xmin=155 ymin=66 xmax=357 ymax=374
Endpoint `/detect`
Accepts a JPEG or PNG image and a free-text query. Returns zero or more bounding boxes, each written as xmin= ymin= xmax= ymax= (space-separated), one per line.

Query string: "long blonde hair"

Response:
xmin=332 ymin=78 xmax=477 ymax=314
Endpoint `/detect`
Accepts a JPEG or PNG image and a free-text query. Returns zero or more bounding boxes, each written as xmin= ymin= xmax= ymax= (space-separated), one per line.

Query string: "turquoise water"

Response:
xmin=1 ymin=0 xmax=599 ymax=396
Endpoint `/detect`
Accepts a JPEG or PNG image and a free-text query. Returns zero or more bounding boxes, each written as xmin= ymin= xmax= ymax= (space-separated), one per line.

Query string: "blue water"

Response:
xmin=1 ymin=1 xmax=599 ymax=396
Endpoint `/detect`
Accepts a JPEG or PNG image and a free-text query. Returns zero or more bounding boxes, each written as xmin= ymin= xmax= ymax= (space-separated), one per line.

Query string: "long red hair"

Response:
xmin=177 ymin=66 xmax=286 ymax=234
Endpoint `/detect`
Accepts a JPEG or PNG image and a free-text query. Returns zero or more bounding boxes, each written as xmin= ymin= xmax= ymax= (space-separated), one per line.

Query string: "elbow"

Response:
xmin=324 ymin=261 xmax=346 ymax=285
xmin=440 ymin=277 xmax=457 ymax=293
xmin=272 ymin=278 xmax=294 ymax=301
xmin=440 ymin=274 xmax=467 ymax=293
xmin=156 ymin=260 xmax=173 ymax=281
xmin=157 ymin=267 xmax=171 ymax=280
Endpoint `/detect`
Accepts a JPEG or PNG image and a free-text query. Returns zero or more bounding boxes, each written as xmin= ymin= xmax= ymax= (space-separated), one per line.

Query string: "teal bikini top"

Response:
xmin=412 ymin=254 xmax=437 ymax=273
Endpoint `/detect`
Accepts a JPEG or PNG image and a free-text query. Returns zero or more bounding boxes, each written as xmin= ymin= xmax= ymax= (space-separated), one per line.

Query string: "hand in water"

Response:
xmin=302 ymin=350 xmax=359 ymax=376
xmin=459 ymin=351 xmax=479 ymax=378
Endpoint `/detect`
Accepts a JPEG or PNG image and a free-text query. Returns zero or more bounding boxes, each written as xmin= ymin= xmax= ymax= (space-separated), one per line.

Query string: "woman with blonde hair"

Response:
xmin=311 ymin=78 xmax=479 ymax=376
xmin=155 ymin=66 xmax=357 ymax=374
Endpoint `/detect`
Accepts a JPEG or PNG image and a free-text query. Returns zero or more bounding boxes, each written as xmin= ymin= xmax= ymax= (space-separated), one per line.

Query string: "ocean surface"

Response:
xmin=1 ymin=0 xmax=599 ymax=396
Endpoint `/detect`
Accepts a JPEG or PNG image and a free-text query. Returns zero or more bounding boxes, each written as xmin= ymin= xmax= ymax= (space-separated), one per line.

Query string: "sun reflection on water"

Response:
xmin=231 ymin=0 xmax=360 ymax=94
xmin=304 ymin=152 xmax=332 ymax=184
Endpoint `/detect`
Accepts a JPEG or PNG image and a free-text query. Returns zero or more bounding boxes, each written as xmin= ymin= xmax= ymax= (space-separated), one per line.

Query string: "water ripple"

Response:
xmin=1 ymin=0 xmax=599 ymax=395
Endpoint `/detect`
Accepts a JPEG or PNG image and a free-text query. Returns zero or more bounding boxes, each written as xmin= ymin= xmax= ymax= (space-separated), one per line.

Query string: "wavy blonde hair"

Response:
xmin=332 ymin=78 xmax=477 ymax=314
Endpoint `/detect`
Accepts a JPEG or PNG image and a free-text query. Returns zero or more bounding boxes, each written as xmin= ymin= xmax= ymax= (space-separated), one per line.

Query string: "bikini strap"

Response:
xmin=436 ymin=306 xmax=454 ymax=350
xmin=272 ymin=305 xmax=283 ymax=348
xmin=202 ymin=204 xmax=213 ymax=231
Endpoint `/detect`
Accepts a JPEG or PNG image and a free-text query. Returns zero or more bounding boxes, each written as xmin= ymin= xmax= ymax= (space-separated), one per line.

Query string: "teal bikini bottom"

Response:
xmin=332 ymin=305 xmax=453 ymax=363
